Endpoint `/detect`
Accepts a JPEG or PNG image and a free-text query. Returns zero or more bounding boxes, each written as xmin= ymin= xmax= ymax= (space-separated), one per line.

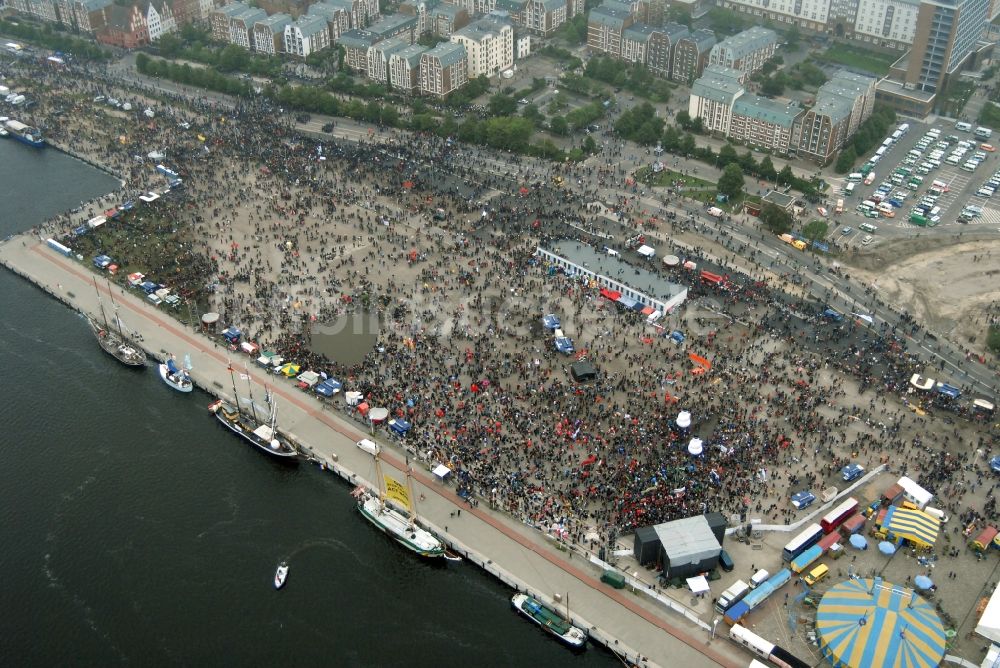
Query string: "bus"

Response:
xmin=820 ymin=497 xmax=858 ymax=533
xmin=782 ymin=523 xmax=823 ymax=561
xmin=790 ymin=544 xmax=823 ymax=573
xmin=847 ymin=173 xmax=863 ymax=182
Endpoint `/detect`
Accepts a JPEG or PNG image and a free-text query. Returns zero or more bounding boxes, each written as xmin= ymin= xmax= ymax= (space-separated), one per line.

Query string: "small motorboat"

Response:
xmin=274 ymin=562 xmax=289 ymax=589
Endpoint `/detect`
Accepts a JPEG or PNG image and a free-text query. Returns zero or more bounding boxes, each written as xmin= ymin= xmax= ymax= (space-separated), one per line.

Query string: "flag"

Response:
xmin=383 ymin=475 xmax=411 ymax=512
xmin=184 ymin=354 xmax=193 ymax=371
xmin=239 ymin=373 xmax=250 ymax=380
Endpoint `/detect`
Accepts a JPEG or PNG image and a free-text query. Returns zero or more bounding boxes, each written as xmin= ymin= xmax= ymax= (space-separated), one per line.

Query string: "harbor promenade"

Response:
xmin=0 ymin=234 xmax=744 ymax=668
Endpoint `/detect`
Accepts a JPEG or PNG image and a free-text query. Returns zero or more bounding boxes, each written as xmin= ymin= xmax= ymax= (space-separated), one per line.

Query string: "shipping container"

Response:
xmin=840 ymin=514 xmax=866 ymax=535
xmin=790 ymin=545 xmax=823 ymax=574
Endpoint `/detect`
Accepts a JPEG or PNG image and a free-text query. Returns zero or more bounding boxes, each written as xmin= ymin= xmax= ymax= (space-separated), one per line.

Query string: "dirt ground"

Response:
xmin=846 ymin=234 xmax=1000 ymax=357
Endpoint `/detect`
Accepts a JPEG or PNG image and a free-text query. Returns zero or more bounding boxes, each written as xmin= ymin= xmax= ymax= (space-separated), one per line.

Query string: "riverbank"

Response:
xmin=0 ymin=233 xmax=743 ymax=668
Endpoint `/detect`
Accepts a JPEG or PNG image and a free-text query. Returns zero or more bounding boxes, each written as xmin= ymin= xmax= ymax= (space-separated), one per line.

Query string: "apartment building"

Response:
xmin=367 ymin=12 xmax=418 ymax=43
xmin=429 ymin=3 xmax=469 ymax=36
xmin=852 ymin=0 xmax=920 ymax=50
xmin=707 ymin=26 xmax=777 ymax=77
xmin=398 ymin=0 xmax=440 ymax=35
xmin=729 ymin=95 xmax=803 ymax=154
xmin=522 ymin=0 xmax=568 ymax=35
xmin=719 ymin=0 xmax=831 ymax=31
xmin=338 ymin=29 xmax=380 ymax=72
xmin=621 ymin=23 xmax=655 ymax=63
xmin=671 ymin=28 xmax=715 ymax=84
xmin=450 ymin=16 xmax=513 ymax=77
xmin=689 ymin=64 xmax=746 ymax=136
xmin=145 ymin=0 xmax=176 ymax=40
xmin=587 ymin=1 xmax=634 ymax=57
xmin=253 ymin=13 xmax=292 ymax=54
xmin=419 ymin=41 xmax=468 ymax=96
xmin=647 ymin=22 xmax=688 ymax=78
xmin=284 ymin=13 xmax=330 ymax=56
xmin=388 ymin=43 xmax=428 ymax=91
xmin=308 ymin=2 xmax=352 ymax=41
xmin=367 ymin=34 xmax=410 ymax=82
xmin=97 ymin=3 xmax=148 ymax=46
xmin=795 ymin=70 xmax=876 ymax=162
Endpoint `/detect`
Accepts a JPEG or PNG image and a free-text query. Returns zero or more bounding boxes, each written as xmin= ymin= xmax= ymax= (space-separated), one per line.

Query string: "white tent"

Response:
xmin=686 ymin=575 xmax=710 ymax=595
xmin=977 ymin=587 xmax=1000 ymax=643
xmin=688 ymin=438 xmax=703 ymax=456
xmin=433 ymin=464 xmax=451 ymax=481
xmin=636 ymin=244 xmax=655 ymax=258
xmin=676 ymin=411 xmax=691 ymax=429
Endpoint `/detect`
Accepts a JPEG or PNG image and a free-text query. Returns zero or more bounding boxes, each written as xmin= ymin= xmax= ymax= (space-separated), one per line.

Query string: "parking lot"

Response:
xmin=826 ymin=119 xmax=1000 ymax=247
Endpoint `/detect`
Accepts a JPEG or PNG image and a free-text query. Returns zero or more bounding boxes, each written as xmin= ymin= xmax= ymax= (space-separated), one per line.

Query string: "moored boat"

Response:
xmin=87 ymin=279 xmax=145 ymax=368
xmin=353 ymin=445 xmax=445 ymax=559
xmin=208 ymin=364 xmax=298 ymax=461
xmin=4 ymin=119 xmax=44 ymax=147
xmin=158 ymin=356 xmax=193 ymax=392
xmin=511 ymin=593 xmax=588 ymax=649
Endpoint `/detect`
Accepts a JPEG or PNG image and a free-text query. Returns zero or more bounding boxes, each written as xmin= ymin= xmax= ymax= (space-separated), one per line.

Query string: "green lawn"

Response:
xmin=815 ymin=44 xmax=897 ymax=76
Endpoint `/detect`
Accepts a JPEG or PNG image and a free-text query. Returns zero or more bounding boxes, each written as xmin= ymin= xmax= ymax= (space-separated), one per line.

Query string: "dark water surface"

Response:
xmin=0 ymin=140 xmax=616 ymax=666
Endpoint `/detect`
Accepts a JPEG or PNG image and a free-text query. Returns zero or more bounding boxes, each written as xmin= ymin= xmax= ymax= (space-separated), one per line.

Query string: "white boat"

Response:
xmin=354 ymin=447 xmax=445 ymax=559
xmin=511 ymin=593 xmax=588 ymax=649
xmin=274 ymin=562 xmax=289 ymax=589
xmin=158 ymin=356 xmax=193 ymax=393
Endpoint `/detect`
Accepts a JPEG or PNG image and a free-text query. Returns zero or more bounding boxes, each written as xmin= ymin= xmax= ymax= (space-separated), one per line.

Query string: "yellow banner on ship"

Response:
xmin=383 ymin=475 xmax=411 ymax=512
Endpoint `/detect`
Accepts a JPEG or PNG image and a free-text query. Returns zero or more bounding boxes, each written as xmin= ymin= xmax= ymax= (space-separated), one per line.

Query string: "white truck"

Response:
xmin=707 ymin=206 xmax=724 ymax=219
xmin=715 ymin=580 xmax=750 ymax=613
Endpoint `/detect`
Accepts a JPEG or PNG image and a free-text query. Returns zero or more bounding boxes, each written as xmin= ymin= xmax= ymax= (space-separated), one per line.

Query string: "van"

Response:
xmin=749 ymin=569 xmax=770 ymax=589
xmin=946 ymin=155 xmax=961 ymax=165
xmin=859 ymin=222 xmax=877 ymax=233
xmin=925 ymin=506 xmax=950 ymax=523
xmin=976 ymin=127 xmax=993 ymax=140
xmin=861 ymin=234 xmax=874 ymax=245
xmin=844 ymin=183 xmax=857 ymax=196
xmin=931 ymin=179 xmax=950 ymax=192
xmin=929 ymin=207 xmax=941 ymax=217
xmin=847 ymin=173 xmax=863 ymax=182
xmin=719 ymin=549 xmax=735 ymax=572
xmin=715 ymin=580 xmax=750 ymax=613
xmin=956 ymin=122 xmax=972 ymax=131
xmin=803 ymin=563 xmax=829 ymax=586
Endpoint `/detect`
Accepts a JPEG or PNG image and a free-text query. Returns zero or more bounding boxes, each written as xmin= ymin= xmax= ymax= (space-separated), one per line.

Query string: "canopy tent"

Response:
xmin=663 ymin=255 xmax=680 ymax=266
xmin=554 ymin=337 xmax=575 ymax=354
xmin=816 ymin=577 xmax=945 ymax=668
xmin=881 ymin=506 xmax=939 ymax=548
xmin=315 ymin=378 xmax=342 ymax=397
xmin=849 ymin=534 xmax=868 ymax=550
xmin=388 ymin=418 xmax=411 ymax=436
xmin=913 ymin=575 xmax=933 ymax=591
xmin=636 ymin=244 xmax=655 ymax=258
xmin=542 ymin=314 xmax=561 ymax=329
xmin=432 ymin=464 xmax=451 ymax=481
xmin=222 ymin=326 xmax=242 ymax=342
xmin=686 ymin=575 xmax=710 ymax=594
xmin=617 ymin=295 xmax=639 ymax=310
xmin=345 ymin=391 xmax=363 ymax=406
xmin=676 ymin=411 xmax=691 ymax=429
xmin=976 ymin=585 xmax=1000 ymax=643
xmin=688 ymin=438 xmax=703 ymax=456
xmin=599 ymin=288 xmax=622 ymax=301
xmin=368 ymin=407 xmax=389 ymax=424
xmin=570 ymin=360 xmax=597 ymax=382
xmin=878 ymin=541 xmax=896 ymax=555
xmin=201 ymin=312 xmax=220 ymax=326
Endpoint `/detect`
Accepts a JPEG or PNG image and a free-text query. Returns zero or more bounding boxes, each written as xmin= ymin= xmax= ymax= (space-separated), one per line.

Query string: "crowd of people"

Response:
xmin=6 ymin=53 xmax=998 ymax=558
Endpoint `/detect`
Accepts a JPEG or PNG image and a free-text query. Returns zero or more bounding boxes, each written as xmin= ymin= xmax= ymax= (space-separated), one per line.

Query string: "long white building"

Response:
xmin=449 ymin=16 xmax=513 ymax=77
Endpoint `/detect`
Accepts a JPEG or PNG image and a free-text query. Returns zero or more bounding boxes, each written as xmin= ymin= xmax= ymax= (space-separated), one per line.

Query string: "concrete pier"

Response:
xmin=0 ymin=234 xmax=744 ymax=668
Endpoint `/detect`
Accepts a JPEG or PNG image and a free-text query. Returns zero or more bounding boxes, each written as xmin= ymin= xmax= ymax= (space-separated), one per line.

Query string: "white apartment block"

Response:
xmin=852 ymin=0 xmax=919 ymax=49
xmin=450 ymin=17 xmax=513 ymax=77
xmin=146 ymin=1 xmax=176 ymax=42
xmin=720 ymin=0 xmax=831 ymax=30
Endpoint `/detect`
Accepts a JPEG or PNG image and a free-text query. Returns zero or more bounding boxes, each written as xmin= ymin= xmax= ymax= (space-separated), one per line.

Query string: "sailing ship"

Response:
xmin=353 ymin=447 xmax=445 ymax=559
xmin=208 ymin=365 xmax=298 ymax=461
xmin=88 ymin=278 xmax=145 ymax=367
xmin=511 ymin=593 xmax=588 ymax=649
xmin=158 ymin=355 xmax=193 ymax=393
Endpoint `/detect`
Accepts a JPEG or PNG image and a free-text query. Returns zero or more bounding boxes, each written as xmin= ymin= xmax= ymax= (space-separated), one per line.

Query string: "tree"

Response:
xmin=717 ymin=143 xmax=738 ymax=167
xmin=549 ymin=116 xmax=569 ymax=136
xmin=761 ymin=76 xmax=784 ymax=97
xmin=718 ymin=163 xmax=745 ymax=200
xmin=785 ymin=24 xmax=801 ymax=50
xmin=758 ymin=156 xmax=777 ymax=181
xmin=802 ymin=219 xmax=828 ymax=243
xmin=834 ymin=146 xmax=857 ymax=174
xmin=759 ymin=203 xmax=793 ymax=234
xmin=521 ymin=103 xmax=544 ymax=125
xmin=777 ymin=165 xmax=795 ymax=187
xmin=582 ymin=135 xmax=598 ymax=154
xmin=679 ymin=132 xmax=696 ymax=155
xmin=488 ymin=93 xmax=517 ymax=117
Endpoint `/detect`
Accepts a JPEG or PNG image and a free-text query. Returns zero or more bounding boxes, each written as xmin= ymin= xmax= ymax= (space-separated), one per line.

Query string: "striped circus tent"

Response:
xmin=882 ymin=506 xmax=940 ymax=548
xmin=816 ymin=577 xmax=946 ymax=668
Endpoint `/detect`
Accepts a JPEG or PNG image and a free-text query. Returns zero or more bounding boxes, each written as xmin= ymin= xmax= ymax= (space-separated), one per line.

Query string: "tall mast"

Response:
xmin=374 ymin=448 xmax=386 ymax=510
xmin=405 ymin=461 xmax=417 ymax=530
xmin=243 ymin=364 xmax=260 ymax=423
xmin=92 ymin=278 xmax=109 ymax=330
xmin=107 ymin=278 xmax=127 ymax=341
xmin=227 ymin=360 xmax=240 ymax=410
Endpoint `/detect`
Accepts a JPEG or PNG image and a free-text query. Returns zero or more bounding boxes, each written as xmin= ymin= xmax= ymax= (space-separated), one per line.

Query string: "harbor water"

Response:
xmin=0 ymin=139 xmax=617 ymax=666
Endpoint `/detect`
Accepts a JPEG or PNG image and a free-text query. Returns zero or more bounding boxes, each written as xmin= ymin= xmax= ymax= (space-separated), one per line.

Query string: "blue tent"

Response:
xmin=139 ymin=280 xmax=159 ymax=294
xmin=315 ymin=378 xmax=342 ymax=397
xmin=935 ymin=383 xmax=961 ymax=399
xmin=222 ymin=326 xmax=242 ymax=342
xmin=389 ymin=418 xmax=411 ymax=436
xmin=542 ymin=314 xmax=561 ymax=329
xmin=554 ymin=337 xmax=575 ymax=354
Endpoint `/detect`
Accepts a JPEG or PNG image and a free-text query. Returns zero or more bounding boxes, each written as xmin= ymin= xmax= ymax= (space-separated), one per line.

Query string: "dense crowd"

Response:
xmin=6 ymin=54 xmax=998 ymax=557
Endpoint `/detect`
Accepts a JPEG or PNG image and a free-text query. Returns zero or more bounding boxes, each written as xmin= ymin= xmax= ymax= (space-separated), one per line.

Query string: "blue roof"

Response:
xmin=554 ymin=337 xmax=574 ymax=353
xmin=542 ymin=314 xmax=561 ymax=329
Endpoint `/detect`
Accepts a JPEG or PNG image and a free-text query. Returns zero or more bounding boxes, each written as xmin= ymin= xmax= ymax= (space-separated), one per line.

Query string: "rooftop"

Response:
xmin=368 ymin=13 xmax=418 ymax=38
xmin=588 ymin=3 xmax=632 ymax=28
xmin=291 ymin=13 xmax=328 ymax=37
xmin=256 ymin=12 xmax=292 ymax=31
xmin=623 ymin=23 xmax=657 ymax=42
xmin=548 ymin=240 xmax=687 ymax=304
xmin=337 ymin=28 xmax=378 ymax=48
xmin=712 ymin=26 xmax=777 ymax=59
xmin=653 ymin=516 xmax=721 ymax=566
xmin=422 ymin=41 xmax=466 ymax=68
xmin=733 ymin=94 xmax=802 ymax=128
xmin=453 ymin=16 xmax=512 ymax=41
xmin=691 ymin=67 xmax=744 ymax=105
xmin=392 ymin=43 xmax=428 ymax=67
